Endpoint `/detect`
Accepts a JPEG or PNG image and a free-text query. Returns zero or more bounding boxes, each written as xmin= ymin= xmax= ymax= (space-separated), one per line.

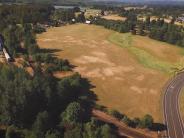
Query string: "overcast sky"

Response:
xmin=122 ymin=0 xmax=184 ymax=1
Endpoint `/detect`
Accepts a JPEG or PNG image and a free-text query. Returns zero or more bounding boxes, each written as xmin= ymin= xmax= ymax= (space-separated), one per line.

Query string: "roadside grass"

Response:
xmin=108 ymin=33 xmax=175 ymax=73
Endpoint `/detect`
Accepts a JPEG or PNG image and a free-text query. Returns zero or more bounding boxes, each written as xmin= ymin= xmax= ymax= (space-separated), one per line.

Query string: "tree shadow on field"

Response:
xmin=150 ymin=123 xmax=167 ymax=131
xmin=79 ymin=77 xmax=98 ymax=105
xmin=79 ymin=77 xmax=98 ymax=121
xmin=39 ymin=48 xmax=62 ymax=54
xmin=78 ymin=77 xmax=126 ymax=138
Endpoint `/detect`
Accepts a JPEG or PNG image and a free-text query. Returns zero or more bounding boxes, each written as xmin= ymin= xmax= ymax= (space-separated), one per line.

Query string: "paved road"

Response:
xmin=92 ymin=109 xmax=154 ymax=138
xmin=164 ymin=72 xmax=184 ymax=138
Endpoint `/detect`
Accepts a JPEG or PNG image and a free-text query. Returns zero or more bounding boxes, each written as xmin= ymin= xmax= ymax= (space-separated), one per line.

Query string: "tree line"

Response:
xmin=93 ymin=18 xmax=131 ymax=33
xmin=93 ymin=14 xmax=184 ymax=47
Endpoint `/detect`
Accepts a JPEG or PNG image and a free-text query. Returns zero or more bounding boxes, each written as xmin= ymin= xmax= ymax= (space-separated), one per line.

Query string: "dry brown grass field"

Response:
xmin=37 ymin=24 xmax=184 ymax=122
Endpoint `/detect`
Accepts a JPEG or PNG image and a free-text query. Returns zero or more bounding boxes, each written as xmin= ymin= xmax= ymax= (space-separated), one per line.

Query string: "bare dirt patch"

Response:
xmin=130 ymin=86 xmax=143 ymax=94
xmin=136 ymin=75 xmax=145 ymax=81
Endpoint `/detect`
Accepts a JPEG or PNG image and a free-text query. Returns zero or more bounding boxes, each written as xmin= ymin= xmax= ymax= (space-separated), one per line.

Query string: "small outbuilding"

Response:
xmin=85 ymin=20 xmax=91 ymax=24
xmin=72 ymin=18 xmax=76 ymax=22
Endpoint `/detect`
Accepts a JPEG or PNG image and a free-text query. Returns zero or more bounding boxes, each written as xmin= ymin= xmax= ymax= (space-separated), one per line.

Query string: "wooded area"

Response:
xmin=0 ymin=4 xmax=119 ymax=138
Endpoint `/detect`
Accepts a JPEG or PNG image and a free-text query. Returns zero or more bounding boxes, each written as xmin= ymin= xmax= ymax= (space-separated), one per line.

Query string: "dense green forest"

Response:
xmin=0 ymin=63 xmax=120 ymax=138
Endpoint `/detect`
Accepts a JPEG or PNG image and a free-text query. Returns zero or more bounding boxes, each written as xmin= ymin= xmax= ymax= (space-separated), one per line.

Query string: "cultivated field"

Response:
xmin=102 ymin=14 xmax=127 ymax=21
xmin=37 ymin=24 xmax=184 ymax=122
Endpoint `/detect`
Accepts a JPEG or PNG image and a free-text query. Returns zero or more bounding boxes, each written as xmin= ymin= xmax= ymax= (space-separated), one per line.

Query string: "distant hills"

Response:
xmin=0 ymin=0 xmax=184 ymax=5
xmin=93 ymin=0 xmax=184 ymax=5
xmin=0 ymin=0 xmax=88 ymax=3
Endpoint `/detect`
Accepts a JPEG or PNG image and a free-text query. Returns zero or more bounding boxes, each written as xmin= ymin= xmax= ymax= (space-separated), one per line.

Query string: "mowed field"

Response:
xmin=37 ymin=24 xmax=184 ymax=122
xmin=102 ymin=14 xmax=127 ymax=21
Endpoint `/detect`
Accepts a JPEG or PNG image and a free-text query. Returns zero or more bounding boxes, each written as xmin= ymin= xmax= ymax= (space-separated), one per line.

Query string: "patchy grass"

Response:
xmin=108 ymin=33 xmax=174 ymax=73
xmin=37 ymin=24 xmax=184 ymax=122
xmin=133 ymin=35 xmax=184 ymax=62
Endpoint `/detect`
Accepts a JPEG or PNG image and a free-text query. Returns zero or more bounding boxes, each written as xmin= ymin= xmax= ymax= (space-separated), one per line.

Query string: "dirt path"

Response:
xmin=92 ymin=109 xmax=157 ymax=138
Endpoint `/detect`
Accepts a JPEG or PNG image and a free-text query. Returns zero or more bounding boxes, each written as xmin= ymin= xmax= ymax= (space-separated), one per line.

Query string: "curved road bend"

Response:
xmin=164 ymin=72 xmax=184 ymax=138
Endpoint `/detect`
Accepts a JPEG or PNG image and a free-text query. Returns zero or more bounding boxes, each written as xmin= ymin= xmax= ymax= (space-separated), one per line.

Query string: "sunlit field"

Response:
xmin=37 ymin=24 xmax=184 ymax=122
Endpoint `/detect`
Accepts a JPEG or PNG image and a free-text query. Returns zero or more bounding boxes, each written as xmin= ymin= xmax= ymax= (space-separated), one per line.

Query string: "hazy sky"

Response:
xmin=118 ymin=0 xmax=184 ymax=2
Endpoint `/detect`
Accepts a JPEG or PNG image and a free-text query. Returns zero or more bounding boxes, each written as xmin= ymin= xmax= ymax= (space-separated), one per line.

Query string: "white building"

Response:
xmin=85 ymin=20 xmax=91 ymax=24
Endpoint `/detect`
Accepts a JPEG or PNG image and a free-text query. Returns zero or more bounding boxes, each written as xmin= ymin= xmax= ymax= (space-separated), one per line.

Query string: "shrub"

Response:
xmin=122 ymin=116 xmax=132 ymax=127
xmin=139 ymin=114 xmax=154 ymax=129
xmin=33 ymin=25 xmax=46 ymax=34
xmin=107 ymin=110 xmax=124 ymax=120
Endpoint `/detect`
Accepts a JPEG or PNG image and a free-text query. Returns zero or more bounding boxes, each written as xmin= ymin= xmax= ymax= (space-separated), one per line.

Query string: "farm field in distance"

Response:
xmin=37 ymin=24 xmax=184 ymax=122
xmin=102 ymin=14 xmax=127 ymax=21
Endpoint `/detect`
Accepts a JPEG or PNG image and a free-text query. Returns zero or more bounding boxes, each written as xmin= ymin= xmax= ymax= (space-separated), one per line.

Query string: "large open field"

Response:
xmin=37 ymin=24 xmax=184 ymax=122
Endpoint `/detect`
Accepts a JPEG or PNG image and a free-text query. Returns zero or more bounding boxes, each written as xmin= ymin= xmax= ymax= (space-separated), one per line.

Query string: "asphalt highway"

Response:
xmin=164 ymin=72 xmax=184 ymax=138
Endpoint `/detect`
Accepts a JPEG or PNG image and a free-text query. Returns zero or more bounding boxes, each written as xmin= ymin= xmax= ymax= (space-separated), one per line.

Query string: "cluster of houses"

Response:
xmin=176 ymin=16 xmax=184 ymax=23
xmin=53 ymin=5 xmax=104 ymax=25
